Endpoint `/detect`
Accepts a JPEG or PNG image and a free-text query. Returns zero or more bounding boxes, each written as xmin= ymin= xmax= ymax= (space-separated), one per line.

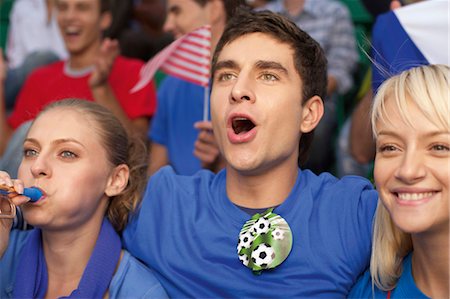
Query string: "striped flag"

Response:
xmin=131 ymin=25 xmax=211 ymax=93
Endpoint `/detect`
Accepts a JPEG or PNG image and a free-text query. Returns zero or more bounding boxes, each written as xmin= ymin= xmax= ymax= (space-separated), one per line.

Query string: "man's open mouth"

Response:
xmin=232 ymin=117 xmax=256 ymax=135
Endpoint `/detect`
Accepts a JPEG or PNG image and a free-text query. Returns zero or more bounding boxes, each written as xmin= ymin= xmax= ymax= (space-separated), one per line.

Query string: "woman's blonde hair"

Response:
xmin=38 ymin=99 xmax=148 ymax=232
xmin=370 ymin=64 xmax=450 ymax=290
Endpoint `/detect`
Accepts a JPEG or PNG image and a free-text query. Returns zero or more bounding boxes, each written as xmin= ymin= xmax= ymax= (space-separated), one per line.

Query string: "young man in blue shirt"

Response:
xmin=124 ymin=8 xmax=378 ymax=297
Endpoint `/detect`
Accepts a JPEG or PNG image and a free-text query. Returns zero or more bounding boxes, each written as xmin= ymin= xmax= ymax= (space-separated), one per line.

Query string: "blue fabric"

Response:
xmin=1 ymin=226 xmax=168 ymax=298
xmin=123 ymin=166 xmax=378 ymax=298
xmin=13 ymin=228 xmax=48 ymax=298
xmin=13 ymin=218 xmax=121 ymax=298
xmin=349 ymin=253 xmax=429 ymax=298
xmin=109 ymin=251 xmax=169 ymax=299
xmin=1 ymin=229 xmax=28 ymax=298
xmin=150 ymin=75 xmax=209 ymax=175
xmin=371 ymin=10 xmax=428 ymax=92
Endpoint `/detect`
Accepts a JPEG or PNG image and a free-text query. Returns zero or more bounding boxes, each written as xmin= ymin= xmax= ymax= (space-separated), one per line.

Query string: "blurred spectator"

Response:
xmin=262 ymin=0 xmax=359 ymax=174
xmin=147 ymin=0 xmax=245 ymax=176
xmin=6 ymin=0 xmax=67 ymax=69
xmin=105 ymin=0 xmax=173 ymax=62
xmin=0 ymin=0 xmax=157 ymax=177
xmin=3 ymin=0 xmax=68 ymax=110
xmin=104 ymin=0 xmax=133 ymax=40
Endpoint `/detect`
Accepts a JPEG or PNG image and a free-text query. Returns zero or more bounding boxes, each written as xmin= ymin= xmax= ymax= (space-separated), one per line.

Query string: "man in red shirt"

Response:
xmin=0 ymin=0 xmax=157 ymax=158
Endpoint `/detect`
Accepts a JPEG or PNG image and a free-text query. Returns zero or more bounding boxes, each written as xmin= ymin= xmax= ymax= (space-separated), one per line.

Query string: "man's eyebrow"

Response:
xmin=212 ymin=60 xmax=239 ymax=74
xmin=168 ymin=4 xmax=180 ymax=13
xmin=254 ymin=60 xmax=288 ymax=74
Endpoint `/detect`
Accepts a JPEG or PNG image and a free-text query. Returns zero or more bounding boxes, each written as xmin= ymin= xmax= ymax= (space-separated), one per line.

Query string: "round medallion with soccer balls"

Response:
xmin=237 ymin=208 xmax=293 ymax=273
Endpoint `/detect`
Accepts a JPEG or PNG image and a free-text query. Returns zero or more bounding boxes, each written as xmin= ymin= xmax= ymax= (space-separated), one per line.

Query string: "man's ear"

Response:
xmin=300 ymin=95 xmax=324 ymax=133
xmin=105 ymin=164 xmax=129 ymax=197
xmin=100 ymin=11 xmax=112 ymax=31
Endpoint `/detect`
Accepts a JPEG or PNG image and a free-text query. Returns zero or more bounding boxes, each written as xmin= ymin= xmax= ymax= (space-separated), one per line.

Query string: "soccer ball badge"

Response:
xmin=237 ymin=208 xmax=292 ymax=274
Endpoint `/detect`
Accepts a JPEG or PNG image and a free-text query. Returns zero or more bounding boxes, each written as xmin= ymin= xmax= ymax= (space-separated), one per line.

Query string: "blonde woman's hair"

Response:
xmin=370 ymin=64 xmax=450 ymax=290
xmin=372 ymin=64 xmax=450 ymax=138
xmin=38 ymin=99 xmax=148 ymax=232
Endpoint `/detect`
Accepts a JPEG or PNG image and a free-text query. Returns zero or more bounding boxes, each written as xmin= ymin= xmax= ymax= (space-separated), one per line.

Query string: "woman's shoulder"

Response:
xmin=348 ymin=253 xmax=428 ymax=299
xmin=109 ymin=250 xmax=168 ymax=298
xmin=0 ymin=230 xmax=34 ymax=299
xmin=348 ymin=268 xmax=385 ymax=298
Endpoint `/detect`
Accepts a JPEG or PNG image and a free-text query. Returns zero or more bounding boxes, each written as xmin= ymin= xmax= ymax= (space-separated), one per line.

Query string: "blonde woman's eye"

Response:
xmin=60 ymin=151 xmax=77 ymax=159
xmin=378 ymin=145 xmax=398 ymax=153
xmin=431 ymin=144 xmax=450 ymax=151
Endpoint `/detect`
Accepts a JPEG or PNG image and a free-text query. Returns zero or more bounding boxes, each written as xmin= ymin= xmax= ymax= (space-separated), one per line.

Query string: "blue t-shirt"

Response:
xmin=349 ymin=253 xmax=429 ymax=298
xmin=150 ymin=75 xmax=209 ymax=175
xmin=1 ymin=229 xmax=168 ymax=299
xmin=123 ymin=166 xmax=378 ymax=298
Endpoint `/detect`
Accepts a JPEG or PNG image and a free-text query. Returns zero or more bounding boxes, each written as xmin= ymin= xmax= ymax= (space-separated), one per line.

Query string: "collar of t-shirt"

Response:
xmin=64 ymin=61 xmax=95 ymax=78
xmin=235 ymin=204 xmax=279 ymax=216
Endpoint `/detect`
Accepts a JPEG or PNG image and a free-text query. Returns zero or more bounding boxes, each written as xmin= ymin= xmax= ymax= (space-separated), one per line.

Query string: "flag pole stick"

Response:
xmin=203 ymin=85 xmax=209 ymax=122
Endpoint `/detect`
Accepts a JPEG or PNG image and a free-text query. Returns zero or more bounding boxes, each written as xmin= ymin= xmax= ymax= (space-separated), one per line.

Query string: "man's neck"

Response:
xmin=67 ymin=41 xmax=102 ymax=70
xmin=226 ymin=159 xmax=299 ymax=209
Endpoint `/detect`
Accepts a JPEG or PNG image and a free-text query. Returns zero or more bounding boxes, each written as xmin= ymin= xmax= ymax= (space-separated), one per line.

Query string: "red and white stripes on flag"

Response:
xmin=131 ymin=25 xmax=211 ymax=93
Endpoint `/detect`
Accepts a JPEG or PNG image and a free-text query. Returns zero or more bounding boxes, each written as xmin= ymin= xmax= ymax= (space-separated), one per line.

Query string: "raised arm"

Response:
xmin=147 ymin=142 xmax=170 ymax=176
xmin=89 ymin=38 xmax=149 ymax=138
xmin=349 ymin=89 xmax=376 ymax=164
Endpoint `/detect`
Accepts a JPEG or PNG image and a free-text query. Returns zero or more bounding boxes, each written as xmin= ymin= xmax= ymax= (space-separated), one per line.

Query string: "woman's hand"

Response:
xmin=0 ymin=171 xmax=28 ymax=258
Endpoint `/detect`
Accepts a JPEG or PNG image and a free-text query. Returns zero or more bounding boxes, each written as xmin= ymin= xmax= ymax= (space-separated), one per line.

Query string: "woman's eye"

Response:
xmin=60 ymin=151 xmax=77 ymax=159
xmin=431 ymin=144 xmax=450 ymax=151
xmin=23 ymin=149 xmax=38 ymax=157
xmin=378 ymin=145 xmax=398 ymax=153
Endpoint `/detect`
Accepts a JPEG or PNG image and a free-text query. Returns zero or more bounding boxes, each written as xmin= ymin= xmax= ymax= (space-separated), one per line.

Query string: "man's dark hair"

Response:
xmin=193 ymin=0 xmax=246 ymax=21
xmin=101 ymin=0 xmax=111 ymax=13
xmin=211 ymin=8 xmax=328 ymax=165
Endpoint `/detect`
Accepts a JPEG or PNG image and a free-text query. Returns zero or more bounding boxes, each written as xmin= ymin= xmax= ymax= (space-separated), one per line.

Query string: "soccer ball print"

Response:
xmin=237 ymin=231 xmax=254 ymax=252
xmin=252 ymin=217 xmax=271 ymax=235
xmin=237 ymin=208 xmax=292 ymax=273
xmin=251 ymin=243 xmax=276 ymax=268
